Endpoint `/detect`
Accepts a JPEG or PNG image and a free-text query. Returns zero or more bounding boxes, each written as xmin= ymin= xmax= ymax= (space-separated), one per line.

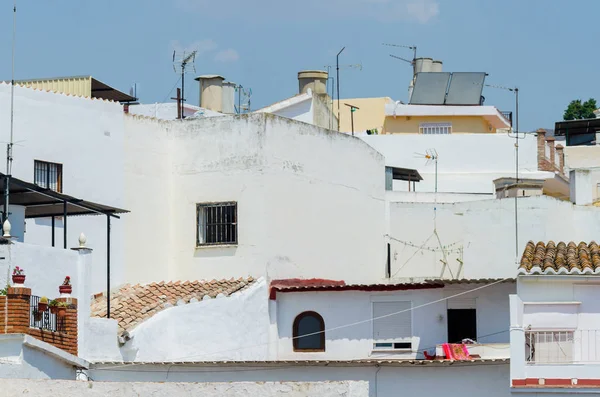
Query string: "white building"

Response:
xmin=511 ymin=240 xmax=600 ymax=393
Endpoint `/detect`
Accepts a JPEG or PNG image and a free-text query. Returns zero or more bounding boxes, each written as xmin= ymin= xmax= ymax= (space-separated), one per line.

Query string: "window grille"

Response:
xmin=34 ymin=160 xmax=63 ymax=192
xmin=419 ymin=122 xmax=452 ymax=135
xmin=196 ymin=202 xmax=237 ymax=246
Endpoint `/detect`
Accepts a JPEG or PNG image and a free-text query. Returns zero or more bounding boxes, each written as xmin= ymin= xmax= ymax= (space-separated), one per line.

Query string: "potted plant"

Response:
xmin=11 ymin=266 xmax=25 ymax=285
xmin=59 ymin=276 xmax=72 ymax=295
xmin=56 ymin=302 xmax=68 ymax=318
xmin=49 ymin=299 xmax=59 ymax=314
xmin=38 ymin=296 xmax=49 ymax=312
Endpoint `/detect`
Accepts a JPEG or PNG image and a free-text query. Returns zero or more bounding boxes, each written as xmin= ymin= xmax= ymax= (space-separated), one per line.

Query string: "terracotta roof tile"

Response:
xmin=91 ymin=277 xmax=256 ymax=334
xmin=519 ymin=241 xmax=600 ymax=275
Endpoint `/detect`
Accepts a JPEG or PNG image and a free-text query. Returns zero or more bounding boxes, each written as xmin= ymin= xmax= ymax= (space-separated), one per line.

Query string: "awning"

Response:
xmin=388 ymin=167 xmax=423 ymax=182
xmin=0 ymin=172 xmax=128 ymax=219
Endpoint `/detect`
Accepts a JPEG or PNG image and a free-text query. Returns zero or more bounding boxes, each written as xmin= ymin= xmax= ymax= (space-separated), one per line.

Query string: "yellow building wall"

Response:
xmin=333 ymin=97 xmax=393 ymax=133
xmin=17 ymin=76 xmax=92 ymax=97
xmin=383 ymin=115 xmax=496 ymax=134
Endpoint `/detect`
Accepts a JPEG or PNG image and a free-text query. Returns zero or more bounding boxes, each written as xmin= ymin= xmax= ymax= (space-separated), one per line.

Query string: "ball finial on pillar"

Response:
xmin=3 ymin=219 xmax=11 ymax=238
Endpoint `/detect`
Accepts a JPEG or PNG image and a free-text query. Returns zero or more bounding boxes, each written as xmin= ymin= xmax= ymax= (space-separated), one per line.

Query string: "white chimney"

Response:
xmin=298 ymin=70 xmax=328 ymax=95
xmin=570 ymin=168 xmax=593 ymax=205
xmin=195 ymin=75 xmax=225 ymax=112
xmin=221 ymin=81 xmax=236 ymax=114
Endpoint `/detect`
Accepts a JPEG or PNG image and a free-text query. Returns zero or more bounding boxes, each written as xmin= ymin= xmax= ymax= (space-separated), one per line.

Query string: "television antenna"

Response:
xmin=172 ymin=50 xmax=197 ymax=119
xmin=415 ymin=149 xmax=438 ymax=193
xmin=324 ymin=63 xmax=362 ymax=130
xmin=4 ymin=0 xmax=17 ymax=224
xmin=236 ymin=85 xmax=252 ymax=114
xmin=383 ymin=43 xmax=417 ymax=66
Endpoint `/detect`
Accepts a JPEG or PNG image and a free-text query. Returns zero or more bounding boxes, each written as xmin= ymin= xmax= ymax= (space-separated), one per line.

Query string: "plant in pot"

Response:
xmin=38 ymin=296 xmax=49 ymax=312
xmin=11 ymin=266 xmax=25 ymax=285
xmin=59 ymin=276 xmax=72 ymax=295
xmin=56 ymin=302 xmax=68 ymax=318
xmin=49 ymin=299 xmax=60 ymax=314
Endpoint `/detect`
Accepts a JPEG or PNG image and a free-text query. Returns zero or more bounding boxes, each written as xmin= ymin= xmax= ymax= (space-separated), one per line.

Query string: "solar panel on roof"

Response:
xmin=409 ymin=72 xmax=451 ymax=105
xmin=445 ymin=72 xmax=486 ymax=105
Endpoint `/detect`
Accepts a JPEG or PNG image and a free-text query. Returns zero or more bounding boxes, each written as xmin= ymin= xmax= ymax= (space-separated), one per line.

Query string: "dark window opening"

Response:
xmin=447 ymin=309 xmax=477 ymax=343
xmin=196 ymin=202 xmax=237 ymax=246
xmin=34 ymin=160 xmax=63 ymax=192
xmin=293 ymin=311 xmax=325 ymax=352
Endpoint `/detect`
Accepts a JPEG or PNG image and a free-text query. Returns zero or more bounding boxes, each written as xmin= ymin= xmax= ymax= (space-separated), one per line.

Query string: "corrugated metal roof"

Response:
xmin=91 ymin=358 xmax=509 ymax=368
xmin=14 ymin=76 xmax=135 ymax=102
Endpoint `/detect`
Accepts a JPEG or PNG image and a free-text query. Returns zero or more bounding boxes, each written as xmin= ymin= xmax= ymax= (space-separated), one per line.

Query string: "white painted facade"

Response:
xmin=0 ymin=83 xmax=126 ymax=295
xmin=0 ymin=334 xmax=86 ymax=380
xmin=274 ymin=282 xmax=513 ymax=361
xmin=128 ymin=102 xmax=224 ymax=120
xmin=89 ymin=362 xmax=510 ymax=397
xmin=255 ymin=91 xmax=337 ymax=130
xmin=123 ymin=113 xmax=386 ymax=285
xmin=389 ymin=196 xmax=600 ymax=280
xmin=511 ymin=276 xmax=600 ymax=388
xmin=118 ymin=279 xmax=270 ymax=362
xmin=0 ymin=378 xmax=369 ymax=397
xmin=361 ymin=133 xmax=553 ymax=195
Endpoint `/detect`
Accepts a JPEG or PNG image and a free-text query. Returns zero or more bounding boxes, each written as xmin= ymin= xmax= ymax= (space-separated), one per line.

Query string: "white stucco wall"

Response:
xmin=361 ymin=134 xmax=550 ymax=194
xmin=122 ymin=113 xmax=386 ymax=285
xmin=0 ymin=379 xmax=369 ymax=396
xmin=389 ymin=196 xmax=600 ymax=280
xmin=275 ymin=283 xmax=513 ymax=361
xmin=0 ymin=335 xmax=77 ymax=380
xmin=0 ymin=84 xmax=126 ymax=294
xmin=89 ymin=363 xmax=510 ymax=397
xmin=512 ymin=277 xmax=600 ymax=382
xmin=121 ymin=278 xmax=270 ymax=362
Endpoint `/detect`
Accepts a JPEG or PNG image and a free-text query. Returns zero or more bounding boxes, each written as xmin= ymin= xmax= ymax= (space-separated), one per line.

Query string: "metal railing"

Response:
xmin=30 ymin=295 xmax=64 ymax=333
xmin=500 ymin=111 xmax=513 ymax=126
xmin=526 ymin=330 xmax=600 ymax=364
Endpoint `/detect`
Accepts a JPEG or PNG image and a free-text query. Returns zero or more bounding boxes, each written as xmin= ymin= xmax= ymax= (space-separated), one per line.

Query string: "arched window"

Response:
xmin=293 ymin=311 xmax=325 ymax=352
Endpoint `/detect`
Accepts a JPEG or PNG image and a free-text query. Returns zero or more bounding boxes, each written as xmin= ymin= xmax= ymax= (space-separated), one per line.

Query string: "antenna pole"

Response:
xmin=336 ymin=47 xmax=345 ymax=132
xmin=181 ymin=62 xmax=185 ymax=119
xmin=514 ymin=87 xmax=519 ymax=260
xmin=4 ymin=0 xmax=17 ymax=223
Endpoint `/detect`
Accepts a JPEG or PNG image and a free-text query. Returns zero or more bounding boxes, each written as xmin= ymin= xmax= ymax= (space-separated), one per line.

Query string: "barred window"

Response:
xmin=34 ymin=160 xmax=63 ymax=192
xmin=196 ymin=202 xmax=237 ymax=246
xmin=419 ymin=122 xmax=452 ymax=135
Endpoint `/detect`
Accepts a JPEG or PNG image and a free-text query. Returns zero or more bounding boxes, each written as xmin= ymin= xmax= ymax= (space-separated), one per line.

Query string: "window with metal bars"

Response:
xmin=419 ymin=122 xmax=452 ymax=135
xmin=34 ymin=160 xmax=63 ymax=192
xmin=196 ymin=202 xmax=237 ymax=246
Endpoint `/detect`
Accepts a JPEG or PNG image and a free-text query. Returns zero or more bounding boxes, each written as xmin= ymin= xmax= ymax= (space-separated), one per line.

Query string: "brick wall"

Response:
xmin=537 ymin=128 xmax=566 ymax=175
xmin=0 ymin=288 xmax=77 ymax=356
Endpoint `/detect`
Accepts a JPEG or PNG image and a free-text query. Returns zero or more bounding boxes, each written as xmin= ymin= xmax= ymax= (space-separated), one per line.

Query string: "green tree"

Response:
xmin=563 ymin=98 xmax=597 ymax=120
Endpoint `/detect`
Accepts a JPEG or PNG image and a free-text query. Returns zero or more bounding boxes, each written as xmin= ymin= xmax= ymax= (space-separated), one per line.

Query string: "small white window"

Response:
xmin=372 ymin=301 xmax=412 ymax=351
xmin=419 ymin=122 xmax=452 ymax=135
xmin=34 ymin=160 xmax=63 ymax=192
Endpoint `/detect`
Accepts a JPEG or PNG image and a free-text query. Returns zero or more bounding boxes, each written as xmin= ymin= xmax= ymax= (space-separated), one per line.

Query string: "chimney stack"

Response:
xmin=195 ymin=75 xmax=225 ymax=112
xmin=570 ymin=168 xmax=593 ymax=205
xmin=298 ymin=70 xmax=328 ymax=95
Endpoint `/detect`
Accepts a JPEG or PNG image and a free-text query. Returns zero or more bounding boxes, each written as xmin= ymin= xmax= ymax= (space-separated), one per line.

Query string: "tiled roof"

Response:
xmin=269 ymin=278 xmax=513 ymax=299
xmin=519 ymin=241 xmax=600 ymax=275
xmin=91 ymin=277 xmax=255 ymax=333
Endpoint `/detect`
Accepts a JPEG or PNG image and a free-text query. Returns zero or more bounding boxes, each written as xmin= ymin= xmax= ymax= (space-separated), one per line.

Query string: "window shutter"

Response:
xmin=373 ymin=301 xmax=412 ymax=340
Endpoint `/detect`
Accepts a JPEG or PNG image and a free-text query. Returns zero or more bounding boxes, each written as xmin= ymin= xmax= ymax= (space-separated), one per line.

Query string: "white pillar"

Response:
xmin=569 ymin=169 xmax=593 ymax=205
xmin=510 ymin=294 xmax=525 ymax=384
xmin=73 ymin=233 xmax=93 ymax=357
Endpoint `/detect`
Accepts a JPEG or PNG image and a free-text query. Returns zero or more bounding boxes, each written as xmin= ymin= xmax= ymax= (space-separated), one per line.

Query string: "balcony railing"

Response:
xmin=500 ymin=111 xmax=513 ymax=126
xmin=526 ymin=330 xmax=600 ymax=364
xmin=29 ymin=295 xmax=64 ymax=333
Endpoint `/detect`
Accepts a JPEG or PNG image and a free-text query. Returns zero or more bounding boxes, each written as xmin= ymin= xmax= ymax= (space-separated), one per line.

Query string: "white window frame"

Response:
xmin=419 ymin=122 xmax=452 ymax=135
xmin=371 ymin=298 xmax=413 ymax=352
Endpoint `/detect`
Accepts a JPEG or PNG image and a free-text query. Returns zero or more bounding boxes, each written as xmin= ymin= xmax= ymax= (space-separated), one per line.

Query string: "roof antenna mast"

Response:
xmin=173 ymin=50 xmax=197 ymax=120
xmin=4 ymin=0 xmax=17 ymax=224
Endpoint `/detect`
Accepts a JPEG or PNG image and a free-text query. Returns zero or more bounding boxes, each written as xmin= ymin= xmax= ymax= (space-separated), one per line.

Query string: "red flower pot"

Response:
xmin=59 ymin=285 xmax=72 ymax=294
xmin=12 ymin=275 xmax=25 ymax=285
xmin=56 ymin=307 xmax=67 ymax=318
xmin=38 ymin=302 xmax=48 ymax=312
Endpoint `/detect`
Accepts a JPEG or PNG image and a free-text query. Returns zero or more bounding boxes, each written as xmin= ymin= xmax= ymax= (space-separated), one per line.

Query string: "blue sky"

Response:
xmin=0 ymin=0 xmax=597 ymax=131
